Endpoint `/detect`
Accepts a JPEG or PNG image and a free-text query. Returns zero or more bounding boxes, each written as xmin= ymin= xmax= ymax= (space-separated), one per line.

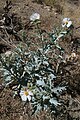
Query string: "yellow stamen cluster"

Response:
xmin=24 ymin=91 xmax=29 ymax=96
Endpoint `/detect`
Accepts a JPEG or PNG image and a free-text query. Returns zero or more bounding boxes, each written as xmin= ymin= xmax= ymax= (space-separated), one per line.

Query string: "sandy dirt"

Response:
xmin=0 ymin=0 xmax=80 ymax=120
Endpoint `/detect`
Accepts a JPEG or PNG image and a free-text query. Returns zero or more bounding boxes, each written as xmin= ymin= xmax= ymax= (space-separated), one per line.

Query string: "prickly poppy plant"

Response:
xmin=0 ymin=45 xmax=66 ymax=114
xmin=0 ymin=16 xmax=73 ymax=115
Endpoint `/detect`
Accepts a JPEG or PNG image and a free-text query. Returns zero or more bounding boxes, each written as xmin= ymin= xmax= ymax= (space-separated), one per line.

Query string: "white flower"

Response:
xmin=62 ymin=18 xmax=72 ymax=28
xmin=30 ymin=13 xmax=40 ymax=21
xmin=20 ymin=88 xmax=33 ymax=102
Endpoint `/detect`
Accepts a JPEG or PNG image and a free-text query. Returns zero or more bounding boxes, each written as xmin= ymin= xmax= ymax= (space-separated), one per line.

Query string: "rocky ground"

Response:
xmin=0 ymin=0 xmax=80 ymax=120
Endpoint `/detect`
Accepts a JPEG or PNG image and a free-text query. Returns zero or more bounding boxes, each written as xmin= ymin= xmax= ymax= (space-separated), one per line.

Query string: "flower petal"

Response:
xmin=67 ymin=21 xmax=72 ymax=27
xmin=63 ymin=18 xmax=70 ymax=22
xmin=21 ymin=94 xmax=27 ymax=102
xmin=27 ymin=95 xmax=31 ymax=101
xmin=28 ymin=91 xmax=33 ymax=96
xmin=62 ymin=23 xmax=66 ymax=27
xmin=30 ymin=13 xmax=40 ymax=21
xmin=20 ymin=90 xmax=24 ymax=95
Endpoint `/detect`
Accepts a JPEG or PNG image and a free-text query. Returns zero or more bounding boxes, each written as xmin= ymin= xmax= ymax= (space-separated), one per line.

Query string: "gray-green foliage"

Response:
xmin=0 ymin=45 xmax=66 ymax=114
xmin=0 ymin=17 xmax=73 ymax=114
